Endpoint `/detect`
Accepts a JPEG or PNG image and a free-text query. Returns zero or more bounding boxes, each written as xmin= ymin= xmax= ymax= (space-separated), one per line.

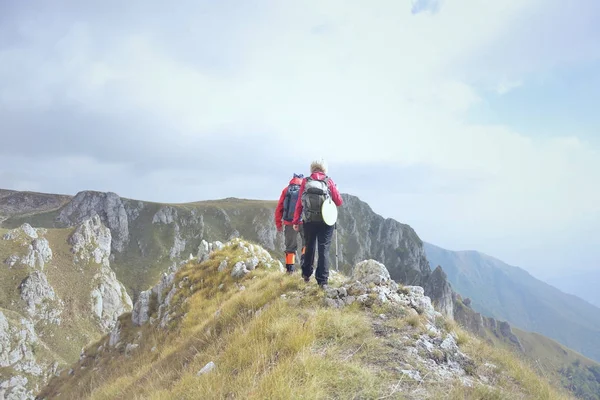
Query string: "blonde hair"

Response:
xmin=310 ymin=158 xmax=328 ymax=174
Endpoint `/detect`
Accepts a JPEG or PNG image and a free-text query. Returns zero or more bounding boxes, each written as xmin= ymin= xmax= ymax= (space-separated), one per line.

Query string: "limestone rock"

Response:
xmin=5 ymin=255 xmax=19 ymax=268
xmin=19 ymin=271 xmax=63 ymax=324
xmin=169 ymin=224 xmax=186 ymax=260
xmin=57 ymin=191 xmax=129 ymax=253
xmin=352 ymin=259 xmax=391 ymax=285
xmin=0 ymin=312 xmax=43 ymax=381
xmin=400 ymin=369 xmax=423 ymax=382
xmin=69 ymin=215 xmax=111 ymax=267
xmin=424 ymin=266 xmax=454 ymax=319
xmin=3 ymin=226 xmax=53 ymax=270
xmin=132 ymin=290 xmax=152 ymax=327
xmin=197 ymin=240 xmax=210 ymax=263
xmin=0 ymin=375 xmax=34 ymax=400
xmin=152 ymin=206 xmax=178 ymax=225
xmin=231 ymin=261 xmax=249 ymax=278
xmin=108 ymin=321 xmax=121 ymax=347
xmin=91 ymin=266 xmax=133 ymax=333
xmin=197 ymin=361 xmax=215 ymax=376
xmin=2 ymin=223 xmax=38 ymax=241
xmin=20 ymin=238 xmax=53 ymax=270
xmin=125 ymin=343 xmax=139 ymax=356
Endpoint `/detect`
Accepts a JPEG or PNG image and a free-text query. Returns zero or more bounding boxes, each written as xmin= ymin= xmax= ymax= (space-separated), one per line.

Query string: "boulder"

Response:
xmin=352 ymin=260 xmax=391 ymax=285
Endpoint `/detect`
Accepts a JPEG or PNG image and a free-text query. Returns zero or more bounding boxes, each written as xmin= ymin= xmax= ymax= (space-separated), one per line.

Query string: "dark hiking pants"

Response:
xmin=301 ymin=221 xmax=334 ymax=285
xmin=284 ymin=224 xmax=305 ymax=269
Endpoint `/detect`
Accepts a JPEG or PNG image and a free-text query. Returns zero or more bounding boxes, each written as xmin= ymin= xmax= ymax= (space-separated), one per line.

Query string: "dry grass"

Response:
xmin=40 ymin=245 xmax=574 ymax=400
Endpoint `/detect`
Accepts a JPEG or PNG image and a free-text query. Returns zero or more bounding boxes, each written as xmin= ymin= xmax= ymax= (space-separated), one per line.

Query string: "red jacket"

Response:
xmin=292 ymin=172 xmax=343 ymax=225
xmin=275 ymin=176 xmax=304 ymax=230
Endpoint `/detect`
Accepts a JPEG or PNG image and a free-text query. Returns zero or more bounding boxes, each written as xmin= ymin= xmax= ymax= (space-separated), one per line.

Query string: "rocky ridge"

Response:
xmin=128 ymin=238 xmax=282 ymax=332
xmin=39 ymin=240 xmax=561 ymax=400
xmin=3 ymin=191 xmax=525 ymax=367
xmin=322 ymin=259 xmax=477 ymax=387
xmin=57 ymin=191 xmax=129 ymax=253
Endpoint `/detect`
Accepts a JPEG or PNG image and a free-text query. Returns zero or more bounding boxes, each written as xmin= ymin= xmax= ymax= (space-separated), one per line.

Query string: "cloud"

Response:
xmin=1 ymin=0 xmax=600 ymax=275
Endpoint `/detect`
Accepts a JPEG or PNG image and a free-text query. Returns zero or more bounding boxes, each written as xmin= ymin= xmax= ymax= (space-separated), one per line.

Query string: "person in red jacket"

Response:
xmin=293 ymin=159 xmax=343 ymax=288
xmin=275 ymin=173 xmax=306 ymax=274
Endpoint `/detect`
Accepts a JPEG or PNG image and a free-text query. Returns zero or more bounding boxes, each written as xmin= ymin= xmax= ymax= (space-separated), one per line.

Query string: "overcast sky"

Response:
xmin=1 ymin=0 xmax=599 ymax=280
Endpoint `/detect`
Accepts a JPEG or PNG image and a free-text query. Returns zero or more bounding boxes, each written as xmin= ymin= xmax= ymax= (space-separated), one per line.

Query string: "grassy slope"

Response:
xmin=40 ymin=243 xmax=572 ymax=400
xmin=423 ymin=242 xmax=600 ymax=363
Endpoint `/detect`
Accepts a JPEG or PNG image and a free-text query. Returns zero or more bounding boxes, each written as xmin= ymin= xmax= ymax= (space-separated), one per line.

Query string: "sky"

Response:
xmin=1 ymin=0 xmax=599 ymax=280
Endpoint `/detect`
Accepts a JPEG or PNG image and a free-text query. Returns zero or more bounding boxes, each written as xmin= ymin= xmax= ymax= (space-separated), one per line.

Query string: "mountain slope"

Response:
xmin=423 ymin=242 xmax=600 ymax=364
xmin=2 ymin=191 xmax=449 ymax=318
xmin=546 ymin=270 xmax=600 ymax=309
xmin=39 ymin=239 xmax=572 ymax=400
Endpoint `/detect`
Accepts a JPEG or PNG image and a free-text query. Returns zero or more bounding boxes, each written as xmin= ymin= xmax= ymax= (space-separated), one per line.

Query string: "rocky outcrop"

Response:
xmin=69 ymin=215 xmax=133 ymax=333
xmin=323 ymin=259 xmax=476 ymax=385
xmin=20 ymin=238 xmax=52 ymax=270
xmin=2 ymin=224 xmax=53 ymax=270
xmin=3 ymin=223 xmax=39 ymax=241
xmin=168 ymin=224 xmax=186 ymax=260
xmin=0 ymin=375 xmax=34 ymax=400
xmin=0 ymin=311 xmax=43 ymax=394
xmin=69 ymin=215 xmax=112 ymax=267
xmin=91 ymin=266 xmax=133 ymax=333
xmin=424 ymin=266 xmax=454 ymax=319
xmin=130 ymin=238 xmax=282 ymax=330
xmin=19 ymin=271 xmax=63 ymax=325
xmin=57 ymin=191 xmax=129 ymax=253
xmin=452 ymin=294 xmax=523 ymax=352
xmin=152 ymin=206 xmax=178 ymax=225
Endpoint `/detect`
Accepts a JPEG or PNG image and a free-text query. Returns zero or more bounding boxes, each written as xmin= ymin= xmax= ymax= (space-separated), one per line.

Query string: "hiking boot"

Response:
xmin=302 ymin=274 xmax=310 ymax=283
xmin=318 ymin=283 xmax=329 ymax=290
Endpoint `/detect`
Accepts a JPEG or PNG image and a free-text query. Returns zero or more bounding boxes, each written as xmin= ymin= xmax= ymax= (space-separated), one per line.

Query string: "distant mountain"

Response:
xmin=423 ymin=242 xmax=600 ymax=364
xmin=546 ymin=270 xmax=600 ymax=309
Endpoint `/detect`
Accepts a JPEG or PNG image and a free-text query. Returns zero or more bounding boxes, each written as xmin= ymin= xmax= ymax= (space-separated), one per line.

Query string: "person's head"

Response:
xmin=310 ymin=158 xmax=328 ymax=174
xmin=293 ymin=173 xmax=304 ymax=179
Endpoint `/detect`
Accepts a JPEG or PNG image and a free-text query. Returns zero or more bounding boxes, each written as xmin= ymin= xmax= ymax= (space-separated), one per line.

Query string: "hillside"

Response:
xmin=546 ymin=270 xmax=600 ymax=309
xmin=423 ymin=242 xmax=600 ymax=364
xmin=39 ymin=239 xmax=572 ymax=399
xmin=0 ymin=219 xmax=132 ymax=399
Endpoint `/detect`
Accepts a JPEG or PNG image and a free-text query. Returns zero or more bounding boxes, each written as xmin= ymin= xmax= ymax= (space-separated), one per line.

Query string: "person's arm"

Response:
xmin=292 ymin=179 xmax=306 ymax=225
xmin=275 ymin=187 xmax=287 ymax=231
xmin=328 ymin=178 xmax=343 ymax=206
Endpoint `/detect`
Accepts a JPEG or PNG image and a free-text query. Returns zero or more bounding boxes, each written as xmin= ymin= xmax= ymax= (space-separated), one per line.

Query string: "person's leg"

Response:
xmin=301 ymin=222 xmax=317 ymax=281
xmin=284 ymin=225 xmax=298 ymax=273
xmin=299 ymin=224 xmax=306 ymax=267
xmin=315 ymin=222 xmax=335 ymax=286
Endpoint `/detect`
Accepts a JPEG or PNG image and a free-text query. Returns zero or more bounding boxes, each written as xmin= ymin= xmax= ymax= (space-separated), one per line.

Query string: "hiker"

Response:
xmin=292 ymin=159 xmax=343 ymax=288
xmin=275 ymin=173 xmax=306 ymax=274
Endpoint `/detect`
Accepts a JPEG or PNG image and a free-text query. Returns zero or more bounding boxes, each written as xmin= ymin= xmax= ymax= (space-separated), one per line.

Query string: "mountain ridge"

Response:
xmin=423 ymin=242 xmax=600 ymax=363
xmin=39 ymin=238 xmax=572 ymax=400
xmin=2 ymin=188 xmax=599 ymax=399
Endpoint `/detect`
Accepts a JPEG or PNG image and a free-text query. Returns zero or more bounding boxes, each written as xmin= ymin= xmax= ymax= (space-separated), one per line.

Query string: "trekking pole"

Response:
xmin=335 ymin=223 xmax=339 ymax=272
